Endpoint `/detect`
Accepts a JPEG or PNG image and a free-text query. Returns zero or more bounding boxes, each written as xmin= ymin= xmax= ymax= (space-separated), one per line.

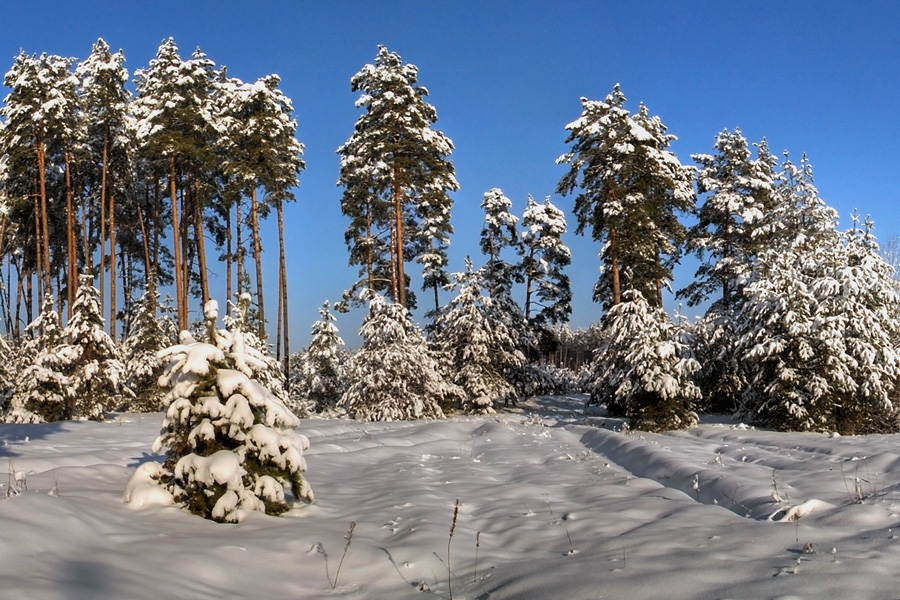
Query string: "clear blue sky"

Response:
xmin=3 ymin=1 xmax=900 ymax=346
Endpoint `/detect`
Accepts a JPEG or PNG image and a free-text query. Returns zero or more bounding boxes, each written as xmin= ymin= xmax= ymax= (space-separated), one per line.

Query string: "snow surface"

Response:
xmin=4 ymin=396 xmax=900 ymax=598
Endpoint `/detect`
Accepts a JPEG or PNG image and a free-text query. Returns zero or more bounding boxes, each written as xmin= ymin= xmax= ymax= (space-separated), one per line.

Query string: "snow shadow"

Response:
xmin=59 ymin=559 xmax=116 ymax=599
xmin=0 ymin=421 xmax=69 ymax=459
xmin=127 ymin=451 xmax=165 ymax=468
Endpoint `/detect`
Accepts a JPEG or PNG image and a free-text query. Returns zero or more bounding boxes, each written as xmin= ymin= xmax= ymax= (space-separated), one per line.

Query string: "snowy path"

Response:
xmin=2 ymin=399 xmax=900 ymax=598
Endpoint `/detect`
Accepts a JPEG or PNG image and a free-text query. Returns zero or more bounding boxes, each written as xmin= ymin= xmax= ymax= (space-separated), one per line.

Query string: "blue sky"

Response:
xmin=3 ymin=1 xmax=900 ymax=346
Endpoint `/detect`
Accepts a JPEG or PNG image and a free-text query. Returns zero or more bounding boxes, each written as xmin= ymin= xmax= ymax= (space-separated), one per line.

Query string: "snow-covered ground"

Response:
xmin=4 ymin=395 xmax=900 ymax=599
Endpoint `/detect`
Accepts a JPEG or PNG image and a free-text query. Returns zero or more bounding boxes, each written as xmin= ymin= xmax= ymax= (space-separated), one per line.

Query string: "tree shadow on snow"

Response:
xmin=0 ymin=421 xmax=70 ymax=459
xmin=515 ymin=394 xmax=626 ymax=430
xmin=127 ymin=451 xmax=165 ymax=468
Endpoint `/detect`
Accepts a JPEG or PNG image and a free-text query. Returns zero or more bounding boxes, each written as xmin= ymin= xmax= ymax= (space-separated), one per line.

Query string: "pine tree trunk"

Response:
xmin=191 ymin=174 xmax=210 ymax=305
xmin=250 ymin=187 xmax=265 ymax=339
xmin=392 ymin=180 xmax=406 ymax=307
xmin=524 ymin=244 xmax=535 ymax=320
xmin=63 ymin=144 xmax=77 ymax=321
xmin=136 ymin=203 xmax=152 ymax=285
xmin=153 ymin=175 xmax=161 ymax=279
xmin=36 ymin=133 xmax=51 ymax=296
xmin=236 ymin=197 xmax=243 ymax=295
xmin=168 ymin=156 xmax=186 ymax=331
xmin=33 ymin=181 xmax=42 ymax=302
xmin=610 ymin=226 xmax=621 ymax=305
xmin=277 ymin=200 xmax=289 ymax=373
xmin=109 ymin=193 xmax=117 ymax=340
xmin=225 ymin=200 xmax=232 ymax=316
xmin=99 ymin=129 xmax=108 ymax=327
xmin=389 ymin=224 xmax=398 ymax=303
xmin=365 ymin=201 xmax=374 ymax=291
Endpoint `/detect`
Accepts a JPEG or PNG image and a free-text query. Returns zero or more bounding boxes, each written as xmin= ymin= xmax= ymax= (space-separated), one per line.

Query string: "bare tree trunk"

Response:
xmin=168 ymin=156 xmax=186 ymax=331
xmin=250 ymin=187 xmax=265 ymax=340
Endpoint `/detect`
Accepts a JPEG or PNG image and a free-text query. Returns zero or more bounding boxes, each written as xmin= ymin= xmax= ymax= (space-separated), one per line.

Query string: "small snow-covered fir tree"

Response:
xmin=121 ymin=282 xmax=172 ymax=412
xmin=292 ymin=301 xmax=345 ymax=412
xmin=588 ymin=290 xmax=700 ymax=432
xmin=128 ymin=300 xmax=313 ymax=522
xmin=224 ymin=293 xmax=297 ymax=415
xmin=65 ymin=275 xmax=131 ymax=418
xmin=432 ymin=261 xmax=523 ymax=413
xmin=6 ymin=296 xmax=74 ymax=423
xmin=342 ymin=292 xmax=446 ymax=421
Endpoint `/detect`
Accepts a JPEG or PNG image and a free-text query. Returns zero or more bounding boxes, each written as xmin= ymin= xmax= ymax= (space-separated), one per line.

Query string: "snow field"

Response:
xmin=4 ymin=398 xmax=900 ymax=598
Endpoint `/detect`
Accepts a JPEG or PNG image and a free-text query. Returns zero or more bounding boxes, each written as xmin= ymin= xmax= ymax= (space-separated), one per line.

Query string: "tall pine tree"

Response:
xmin=338 ymin=46 xmax=458 ymax=309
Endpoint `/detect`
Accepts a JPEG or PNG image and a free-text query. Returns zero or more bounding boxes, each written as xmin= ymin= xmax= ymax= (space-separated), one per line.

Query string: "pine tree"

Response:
xmin=64 ymin=274 xmax=130 ymax=418
xmin=218 ymin=75 xmax=305 ymax=348
xmin=133 ymin=39 xmax=219 ymax=330
xmin=341 ymin=292 xmax=446 ymax=421
xmin=556 ymin=85 xmax=694 ymax=307
xmin=588 ymin=290 xmax=700 ymax=431
xmin=480 ymin=188 xmax=521 ymax=299
xmin=136 ymin=300 xmax=314 ymax=522
xmin=679 ymin=129 xmax=776 ymax=310
xmin=519 ymin=195 xmax=572 ymax=326
xmin=77 ymin=38 xmax=132 ymax=338
xmin=0 ymin=52 xmax=83 ymax=304
xmin=338 ymin=46 xmax=458 ymax=308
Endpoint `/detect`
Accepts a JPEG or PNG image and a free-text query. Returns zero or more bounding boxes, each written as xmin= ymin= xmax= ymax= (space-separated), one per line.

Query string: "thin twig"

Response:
xmin=448 ymin=499 xmax=459 ymax=600
xmin=332 ymin=521 xmax=355 ymax=589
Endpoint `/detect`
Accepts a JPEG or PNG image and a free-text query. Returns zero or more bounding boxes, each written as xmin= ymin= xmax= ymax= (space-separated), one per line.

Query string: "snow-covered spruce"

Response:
xmin=126 ymin=300 xmax=313 ymax=522
xmin=588 ymin=290 xmax=700 ymax=432
xmin=432 ymin=261 xmax=523 ymax=413
xmin=341 ymin=292 xmax=448 ymax=421
xmin=737 ymin=207 xmax=900 ymax=433
xmin=223 ymin=293 xmax=297 ymax=416
xmin=290 ymin=301 xmax=345 ymax=413
xmin=5 ymin=296 xmax=72 ymax=423
xmin=65 ymin=275 xmax=132 ymax=417
xmin=120 ymin=282 xmax=174 ymax=412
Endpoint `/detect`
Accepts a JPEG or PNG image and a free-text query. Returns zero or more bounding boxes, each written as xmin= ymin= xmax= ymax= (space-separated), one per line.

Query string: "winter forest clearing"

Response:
xmin=5 ymin=10 xmax=900 ymax=600
xmin=5 ymin=395 xmax=900 ymax=600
